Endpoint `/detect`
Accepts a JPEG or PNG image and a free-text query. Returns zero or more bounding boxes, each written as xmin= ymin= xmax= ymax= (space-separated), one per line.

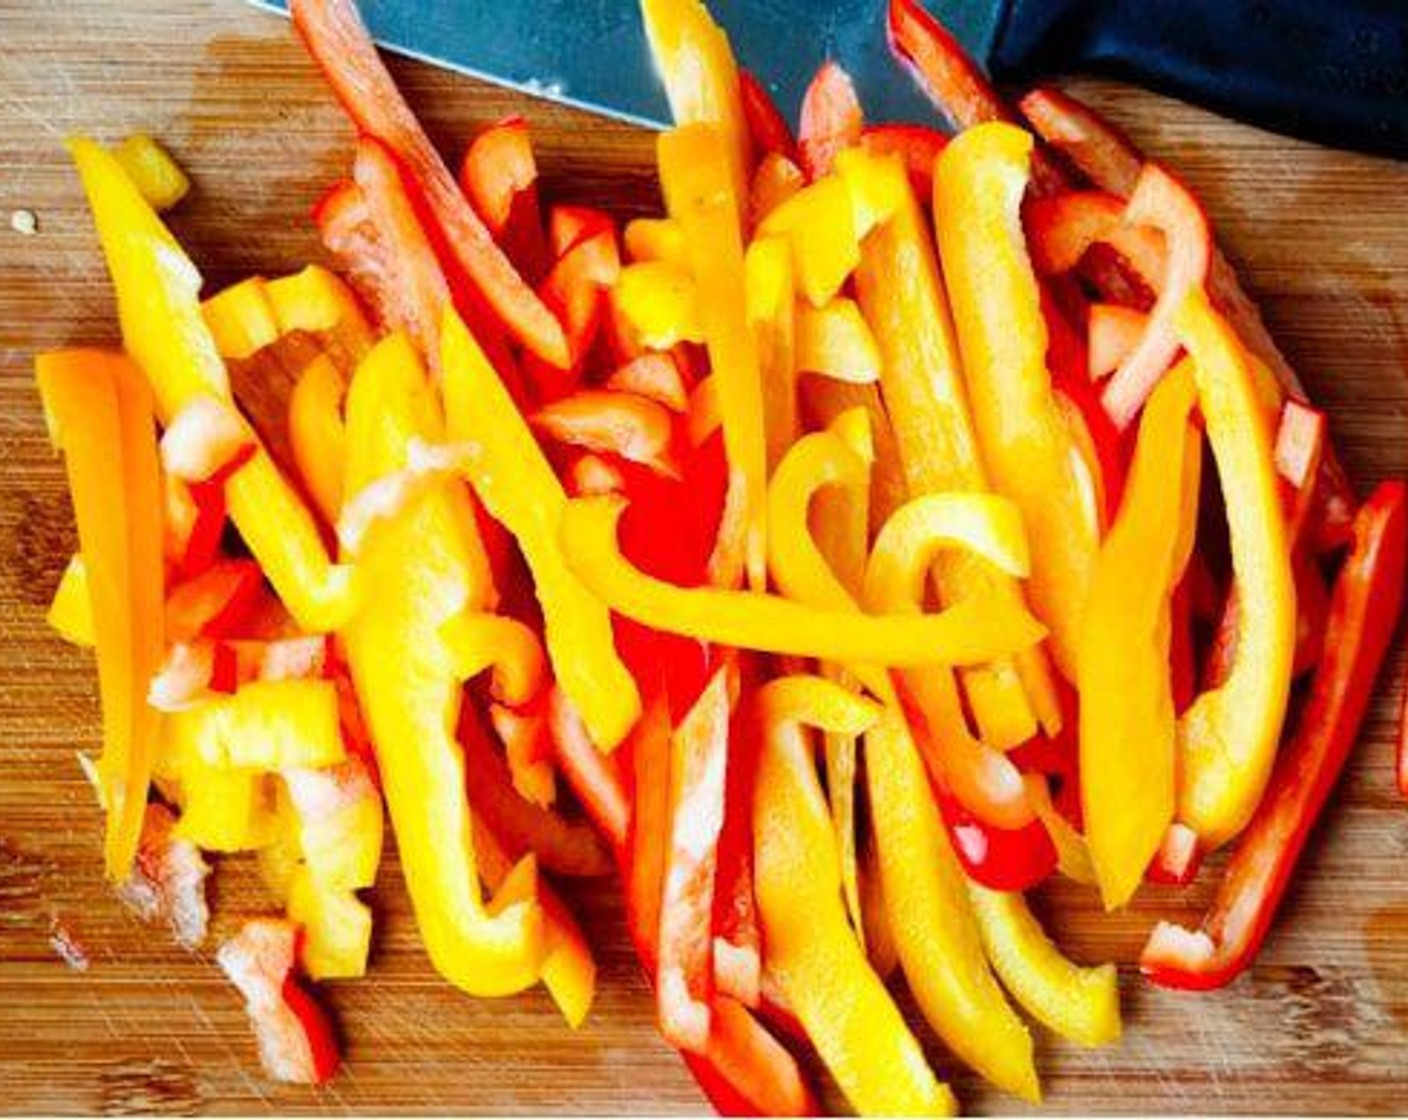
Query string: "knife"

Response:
xmin=253 ymin=0 xmax=1408 ymax=158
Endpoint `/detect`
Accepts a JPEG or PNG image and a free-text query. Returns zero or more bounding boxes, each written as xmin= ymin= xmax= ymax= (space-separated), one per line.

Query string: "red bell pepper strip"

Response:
xmin=606 ymin=351 xmax=690 ymax=412
xmin=859 ymin=124 xmax=947 ymax=201
xmin=887 ymin=0 xmax=1068 ymax=194
xmin=797 ymin=62 xmax=863 ymax=181
xmin=1101 ymin=164 xmax=1213 ymax=430
xmin=177 ymin=475 xmax=231 ymax=581
xmin=1088 ymin=302 xmax=1150 ymax=380
xmin=933 ymin=782 xmax=1059 ymax=892
xmin=712 ymin=702 xmax=761 ymax=1008
xmin=1142 ymin=480 xmax=1407 ymax=990
xmin=165 ymin=559 xmax=265 ymax=643
xmin=1144 ymin=822 xmax=1203 ymax=887
xmin=738 ymin=69 xmax=797 ymax=164
xmin=289 ymin=0 xmax=569 ymax=368
xmin=532 ymin=390 xmax=681 ymax=478
xmin=459 ymin=116 xmax=550 ymax=285
xmin=546 ymin=687 xmax=631 ymax=853
xmin=1023 ymin=190 xmax=1167 ymax=293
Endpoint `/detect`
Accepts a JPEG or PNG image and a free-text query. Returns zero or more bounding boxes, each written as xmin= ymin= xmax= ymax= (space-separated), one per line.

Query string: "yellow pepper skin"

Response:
xmin=264 ymin=264 xmax=377 ymax=359
xmin=341 ymin=332 xmax=545 ymax=997
xmin=968 ymin=886 xmax=1120 ymax=1048
xmin=932 ymin=122 xmax=1101 ymax=680
xmin=744 ymin=236 xmax=797 ymax=472
xmin=112 ymin=133 xmax=190 ymax=212
xmin=1079 ymin=363 xmax=1201 ymax=909
xmin=184 ymin=680 xmax=346 ymax=772
xmin=440 ymin=309 xmax=640 ymax=751
xmin=799 ymin=378 xmax=908 ymax=533
xmin=288 ymin=354 xmax=349 ymax=527
xmin=561 ymin=493 xmax=1045 ymax=668
xmin=865 ymin=710 xmax=1040 ymax=1102
xmin=639 ymin=0 xmax=751 ymax=221
xmin=855 ymin=149 xmax=1060 ymax=746
xmin=757 ymin=176 xmax=859 ymax=309
xmin=1176 ymin=290 xmax=1296 ymax=848
xmin=203 ymin=277 xmax=282 ymax=361
xmin=159 ymin=712 xmax=276 ymax=852
xmin=659 ymin=123 xmax=769 ymax=590
xmin=754 ymin=677 xmax=955 ymax=1117
xmin=287 ymin=869 xmax=372 ymax=980
xmin=614 ymin=261 xmax=705 ymax=350
xmin=795 ymin=298 xmax=881 ymax=386
xmin=69 ymin=137 xmax=354 ymax=634
xmin=47 ymin=554 xmax=94 ymax=647
xmin=624 ymin=217 xmax=690 ymax=266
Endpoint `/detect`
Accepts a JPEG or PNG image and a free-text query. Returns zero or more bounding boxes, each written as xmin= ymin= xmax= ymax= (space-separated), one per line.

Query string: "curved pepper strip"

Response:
xmin=37 ymin=350 xmax=165 ymax=879
xmin=1143 ymin=481 xmax=1406 ymax=989
xmin=1175 ymin=290 xmax=1295 ymax=849
xmin=753 ymin=676 xmax=956 ymax=1117
xmin=932 ymin=122 xmax=1101 ymax=680
xmin=968 ymin=886 xmax=1121 ymax=1047
xmin=288 ymin=354 xmax=348 ymax=527
xmin=340 ymin=332 xmax=545 ymax=997
xmin=659 ymin=123 xmax=768 ymax=590
xmin=866 ymin=708 xmax=1041 ymax=1101
xmin=68 ymin=137 xmax=354 ymax=634
xmin=1078 ymin=362 xmax=1201 ymax=909
xmin=561 ymin=493 xmax=1045 ymax=668
xmin=441 ymin=309 xmax=641 ymax=751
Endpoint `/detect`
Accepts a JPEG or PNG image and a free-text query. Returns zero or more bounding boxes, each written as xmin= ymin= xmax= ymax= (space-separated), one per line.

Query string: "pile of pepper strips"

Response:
xmin=38 ymin=0 xmax=1408 ymax=1112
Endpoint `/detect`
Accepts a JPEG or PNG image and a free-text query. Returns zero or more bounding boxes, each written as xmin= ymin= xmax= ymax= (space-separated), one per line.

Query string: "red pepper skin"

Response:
xmin=165 ymin=559 xmax=266 ymax=643
xmin=738 ymin=70 xmax=797 ymax=165
xmin=797 ymin=61 xmax=863 ymax=181
xmin=935 ymin=783 xmax=1058 ymax=891
xmin=859 ymin=124 xmax=947 ymax=201
xmin=458 ymin=116 xmax=551 ymax=285
xmin=1142 ymin=481 xmax=1407 ymax=991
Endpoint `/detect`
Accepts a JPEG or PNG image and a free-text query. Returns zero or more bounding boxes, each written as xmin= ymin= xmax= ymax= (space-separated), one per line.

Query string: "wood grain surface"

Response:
xmin=2 ymin=1 xmax=1408 ymax=1114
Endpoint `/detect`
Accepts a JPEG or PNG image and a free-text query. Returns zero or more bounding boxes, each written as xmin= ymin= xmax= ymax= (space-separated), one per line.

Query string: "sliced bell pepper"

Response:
xmin=529 ymin=217 xmax=621 ymax=397
xmin=657 ymin=665 xmax=732 ymax=1051
xmin=159 ymin=394 xmax=253 ymax=484
xmin=799 ymin=377 xmax=908 ymax=534
xmin=749 ymin=151 xmax=806 ymax=225
xmin=738 ymin=69 xmax=797 ymax=163
xmin=441 ymin=309 xmax=641 ymax=750
xmin=114 ymin=801 xmax=211 ymax=949
xmin=37 ymin=349 xmax=165 ymax=879
xmin=859 ymin=123 xmax=947 ymax=202
xmin=1143 ymin=480 xmax=1406 ymax=989
xmin=532 ymin=390 xmax=681 ymax=478
xmin=202 ymin=277 xmax=281 ymax=362
xmin=47 ymin=554 xmax=94 ymax=648
xmin=290 ymin=0 xmax=568 ymax=368
xmin=794 ymin=297 xmax=881 ymax=385
xmin=659 ymin=123 xmax=769 ymax=591
xmin=1023 ymin=190 xmax=1166 ymax=293
xmin=489 ymin=697 xmax=556 ymax=809
xmin=341 ymin=331 xmax=546 ymax=997
xmin=756 ymin=175 xmax=861 ymax=308
xmin=853 ymin=148 xmax=1061 ymax=744
xmin=713 ymin=709 xmax=762 ymax=1009
xmin=968 ymin=886 xmax=1121 ymax=1047
xmin=160 ymin=708 xmax=277 ymax=852
xmin=547 ymin=687 xmax=631 ymax=851
xmin=624 ymin=218 xmax=690 ymax=267
xmin=561 ymin=492 xmax=1045 ymax=667
xmin=165 ymin=559 xmax=265 ymax=643
xmin=112 ymin=133 xmax=190 ymax=212
xmin=1145 ymin=822 xmax=1202 ymax=887
xmin=288 ymin=354 xmax=348 ymax=527
xmin=613 ymin=260 xmax=705 ymax=352
xmin=1089 ymin=302 xmax=1149 ymax=380
xmin=1101 ymin=165 xmax=1213 ymax=430
xmin=798 ymin=62 xmax=863 ymax=181
xmin=264 ymin=263 xmax=377 ymax=363
xmin=933 ymin=122 xmax=1102 ymax=681
xmin=640 ymin=0 xmax=752 ymax=220
xmin=69 ymin=137 xmax=355 ymax=633
xmin=1078 ymin=362 xmax=1201 ymax=909
xmin=459 ymin=116 xmax=550 ymax=285
xmin=865 ymin=709 xmax=1041 ymax=1101
xmin=605 ymin=352 xmax=689 ymax=412
xmin=1175 ymin=290 xmax=1296 ymax=848
xmin=753 ymin=676 xmax=956 ymax=1116
xmin=744 ymin=235 xmax=798 ymax=472
xmin=286 ymin=869 xmax=372 ymax=981
xmin=177 ymin=679 xmax=345 ymax=771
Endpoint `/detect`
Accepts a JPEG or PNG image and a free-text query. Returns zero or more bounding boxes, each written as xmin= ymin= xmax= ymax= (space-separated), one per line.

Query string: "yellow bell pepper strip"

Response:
xmin=795 ymin=298 xmax=881 ymax=385
xmin=968 ymin=886 xmax=1121 ymax=1047
xmin=757 ymin=175 xmax=860 ymax=308
xmin=112 ymin=133 xmax=190 ymax=212
xmin=473 ymin=813 xmax=597 ymax=1029
xmin=286 ymin=870 xmax=372 ymax=981
xmin=753 ymin=676 xmax=957 ymax=1117
xmin=1024 ymin=774 xmax=1096 ymax=886
xmin=47 ymin=554 xmax=94 ymax=647
xmin=613 ymin=261 xmax=705 ymax=350
xmin=640 ymin=0 xmax=751 ymax=221
xmin=159 ymin=711 xmax=277 ymax=852
xmin=853 ymin=144 xmax=1060 ymax=747
xmin=932 ymin=121 xmax=1102 ymax=681
xmin=561 ymin=492 xmax=1045 ymax=667
xmin=625 ymin=217 xmax=690 ymax=267
xmin=744 ymin=235 xmax=797 ymax=472
xmin=659 ymin=123 xmax=769 ymax=591
xmin=799 ymin=377 xmax=907 ymax=532
xmin=69 ymin=137 xmax=355 ymax=634
xmin=865 ymin=709 xmax=1040 ymax=1102
xmin=178 ymin=680 xmax=345 ymax=771
xmin=265 ymin=264 xmax=377 ymax=375
xmin=1175 ymin=290 xmax=1296 ymax=848
xmin=341 ymin=331 xmax=546 ymax=998
xmin=202 ymin=277 xmax=281 ymax=361
xmin=440 ymin=309 xmax=641 ymax=751
xmin=1078 ymin=362 xmax=1201 ymax=909
xmin=288 ymin=354 xmax=348 ymax=527
xmin=37 ymin=349 xmax=165 ymax=879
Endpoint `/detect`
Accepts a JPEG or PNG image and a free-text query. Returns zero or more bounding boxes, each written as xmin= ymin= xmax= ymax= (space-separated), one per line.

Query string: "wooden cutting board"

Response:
xmin=2 ymin=1 xmax=1407 ymax=1114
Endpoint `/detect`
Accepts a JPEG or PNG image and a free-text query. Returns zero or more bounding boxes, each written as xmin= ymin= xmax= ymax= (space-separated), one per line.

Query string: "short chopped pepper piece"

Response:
xmin=112 ymin=133 xmax=191 ymax=212
xmin=47 ymin=554 xmax=94 ymax=648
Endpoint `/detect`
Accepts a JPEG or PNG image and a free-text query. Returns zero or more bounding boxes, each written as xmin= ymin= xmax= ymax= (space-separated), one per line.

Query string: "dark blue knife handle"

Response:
xmin=992 ymin=0 xmax=1408 ymax=158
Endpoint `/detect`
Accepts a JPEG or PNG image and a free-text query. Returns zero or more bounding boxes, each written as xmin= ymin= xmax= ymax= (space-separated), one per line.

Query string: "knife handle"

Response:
xmin=993 ymin=0 xmax=1408 ymax=158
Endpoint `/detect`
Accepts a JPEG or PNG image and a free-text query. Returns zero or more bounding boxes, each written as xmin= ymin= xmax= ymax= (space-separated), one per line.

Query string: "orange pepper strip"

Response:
xmin=753 ymin=676 xmax=956 ymax=1116
xmin=37 ymin=350 xmax=165 ymax=879
xmin=854 ymin=145 xmax=1062 ymax=744
xmin=68 ymin=137 xmax=354 ymax=634
xmin=440 ymin=309 xmax=641 ymax=751
xmin=932 ymin=122 xmax=1101 ymax=681
xmin=47 ymin=554 xmax=94 ymax=648
xmin=288 ymin=354 xmax=348 ymax=527
xmin=744 ymin=235 xmax=798 ymax=473
xmin=659 ymin=123 xmax=769 ymax=590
